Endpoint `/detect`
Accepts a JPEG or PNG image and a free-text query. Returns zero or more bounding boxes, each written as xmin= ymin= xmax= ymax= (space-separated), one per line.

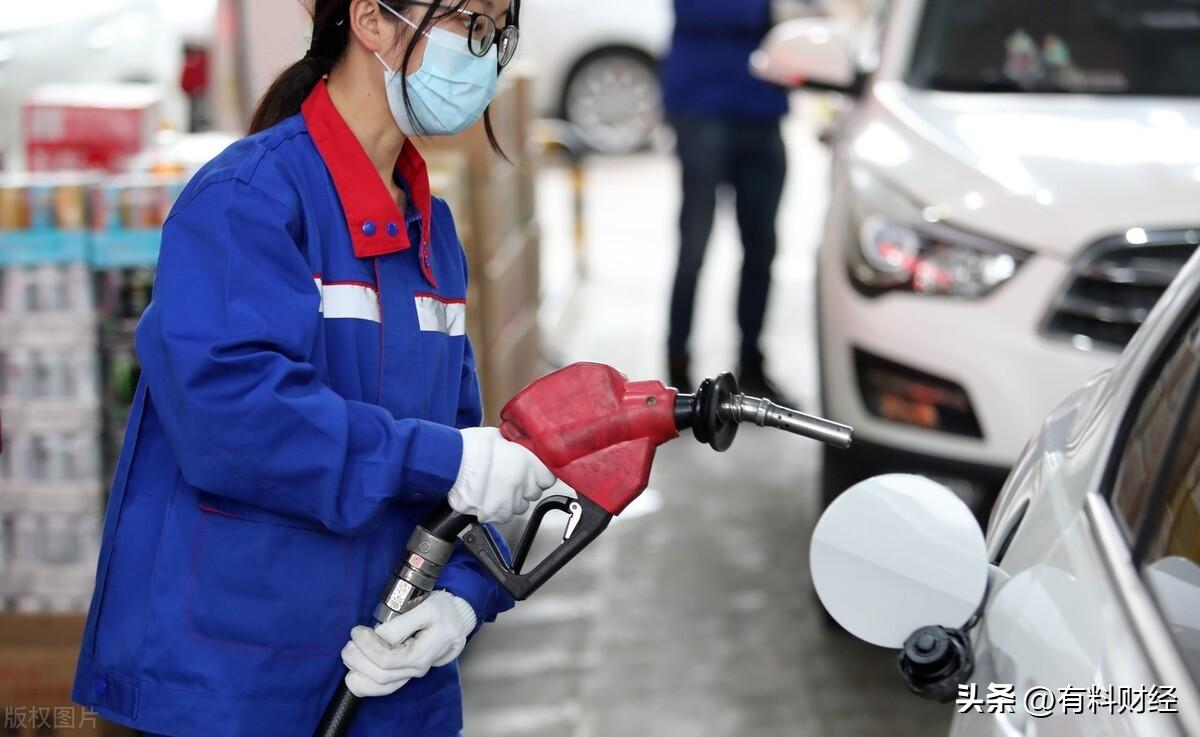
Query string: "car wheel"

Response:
xmin=562 ymin=48 xmax=662 ymax=155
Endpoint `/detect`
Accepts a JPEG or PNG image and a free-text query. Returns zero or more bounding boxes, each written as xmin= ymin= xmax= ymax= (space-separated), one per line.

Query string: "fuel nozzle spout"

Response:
xmin=674 ymin=372 xmax=854 ymax=452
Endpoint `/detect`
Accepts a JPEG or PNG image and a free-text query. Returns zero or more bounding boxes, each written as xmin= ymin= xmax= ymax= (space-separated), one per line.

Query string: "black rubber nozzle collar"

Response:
xmin=673 ymin=372 xmax=740 ymax=453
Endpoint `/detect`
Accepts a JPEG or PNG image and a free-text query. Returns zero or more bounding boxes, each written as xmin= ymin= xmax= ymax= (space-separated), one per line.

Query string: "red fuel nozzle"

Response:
xmin=315 ymin=362 xmax=855 ymax=737
xmin=499 ymin=362 xmax=679 ymax=516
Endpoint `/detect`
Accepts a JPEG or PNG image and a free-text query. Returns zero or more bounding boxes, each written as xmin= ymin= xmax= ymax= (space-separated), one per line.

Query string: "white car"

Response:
xmin=515 ymin=0 xmax=671 ymax=154
xmin=0 ymin=0 xmax=186 ymax=170
xmin=754 ymin=0 xmax=1200 ymax=512
xmin=813 ymin=246 xmax=1200 ymax=737
xmin=160 ymin=0 xmax=218 ymax=48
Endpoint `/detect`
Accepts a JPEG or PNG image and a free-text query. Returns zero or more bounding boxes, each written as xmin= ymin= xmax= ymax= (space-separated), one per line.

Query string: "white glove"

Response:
xmin=448 ymin=427 xmax=556 ymax=524
xmin=341 ymin=591 xmax=477 ymax=698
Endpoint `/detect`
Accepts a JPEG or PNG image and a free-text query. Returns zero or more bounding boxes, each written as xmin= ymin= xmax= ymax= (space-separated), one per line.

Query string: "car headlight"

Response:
xmin=846 ymin=177 xmax=1031 ymax=299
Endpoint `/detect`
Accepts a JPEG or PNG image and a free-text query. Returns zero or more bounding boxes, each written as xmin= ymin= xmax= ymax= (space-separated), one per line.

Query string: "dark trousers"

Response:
xmin=667 ymin=113 xmax=787 ymax=367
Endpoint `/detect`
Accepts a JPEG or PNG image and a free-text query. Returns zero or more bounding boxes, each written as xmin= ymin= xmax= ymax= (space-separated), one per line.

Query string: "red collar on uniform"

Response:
xmin=301 ymin=81 xmax=436 ymax=284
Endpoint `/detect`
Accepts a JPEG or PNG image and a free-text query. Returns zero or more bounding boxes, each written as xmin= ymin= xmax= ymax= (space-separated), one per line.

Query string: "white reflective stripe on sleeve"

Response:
xmin=414 ymin=294 xmax=466 ymax=336
xmin=313 ymin=277 xmax=381 ymax=323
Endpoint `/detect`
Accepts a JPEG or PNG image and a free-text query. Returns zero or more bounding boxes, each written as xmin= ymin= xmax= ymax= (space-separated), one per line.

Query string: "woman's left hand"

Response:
xmin=341 ymin=591 xmax=477 ymax=698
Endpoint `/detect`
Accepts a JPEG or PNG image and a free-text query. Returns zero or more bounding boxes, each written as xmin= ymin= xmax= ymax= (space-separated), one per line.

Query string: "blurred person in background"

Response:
xmin=663 ymin=0 xmax=814 ymax=400
xmin=71 ymin=2 xmax=557 ymax=736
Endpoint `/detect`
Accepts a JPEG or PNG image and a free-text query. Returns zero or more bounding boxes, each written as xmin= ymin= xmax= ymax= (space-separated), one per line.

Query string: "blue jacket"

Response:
xmin=662 ymin=0 xmax=789 ymax=121
xmin=72 ymin=81 xmax=513 ymax=737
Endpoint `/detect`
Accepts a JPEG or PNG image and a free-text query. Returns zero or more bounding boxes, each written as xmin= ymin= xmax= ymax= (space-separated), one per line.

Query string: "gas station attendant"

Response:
xmin=71 ymin=1 xmax=555 ymax=735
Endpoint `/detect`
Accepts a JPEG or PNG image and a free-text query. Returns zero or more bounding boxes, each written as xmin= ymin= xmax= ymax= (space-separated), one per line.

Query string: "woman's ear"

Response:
xmin=348 ymin=0 xmax=389 ymax=54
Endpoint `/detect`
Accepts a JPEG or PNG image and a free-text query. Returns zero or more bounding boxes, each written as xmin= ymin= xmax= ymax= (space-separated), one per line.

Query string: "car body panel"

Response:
xmin=956 ymin=251 xmax=1200 ymax=737
xmin=848 ymin=83 xmax=1200 ymax=259
xmin=954 ymin=551 xmax=1175 ymax=737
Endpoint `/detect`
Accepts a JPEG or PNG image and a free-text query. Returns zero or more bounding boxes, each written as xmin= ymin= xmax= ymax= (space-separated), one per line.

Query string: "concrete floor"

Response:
xmin=459 ymin=106 xmax=953 ymax=737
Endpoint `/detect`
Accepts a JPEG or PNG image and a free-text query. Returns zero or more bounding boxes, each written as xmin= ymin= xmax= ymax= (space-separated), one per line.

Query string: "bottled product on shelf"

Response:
xmin=0 ymin=172 xmax=182 ymax=614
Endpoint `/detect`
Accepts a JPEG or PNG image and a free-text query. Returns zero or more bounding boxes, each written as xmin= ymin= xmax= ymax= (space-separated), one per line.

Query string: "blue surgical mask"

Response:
xmin=375 ymin=8 xmax=498 ymax=136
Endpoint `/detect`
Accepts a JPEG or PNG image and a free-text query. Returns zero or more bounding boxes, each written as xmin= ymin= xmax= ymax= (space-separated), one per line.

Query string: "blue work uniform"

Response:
xmin=72 ymin=81 xmax=514 ymax=737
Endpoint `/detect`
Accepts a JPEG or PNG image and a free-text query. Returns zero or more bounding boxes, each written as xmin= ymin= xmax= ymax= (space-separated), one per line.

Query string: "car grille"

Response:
xmin=1045 ymin=229 xmax=1200 ymax=350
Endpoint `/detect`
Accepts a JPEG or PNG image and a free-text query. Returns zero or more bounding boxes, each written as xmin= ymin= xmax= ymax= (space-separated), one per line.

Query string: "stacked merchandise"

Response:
xmin=0 ymin=175 xmax=103 ymax=614
xmin=0 ymin=175 xmax=181 ymax=615
xmin=4 ymin=86 xmax=204 ymax=735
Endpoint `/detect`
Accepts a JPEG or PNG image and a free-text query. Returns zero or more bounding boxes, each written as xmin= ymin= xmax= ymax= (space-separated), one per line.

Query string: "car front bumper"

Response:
xmin=817 ymin=242 xmax=1116 ymax=469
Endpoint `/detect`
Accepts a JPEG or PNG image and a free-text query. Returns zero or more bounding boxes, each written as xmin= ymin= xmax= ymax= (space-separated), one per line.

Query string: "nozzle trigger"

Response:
xmin=465 ymin=495 xmax=613 ymax=601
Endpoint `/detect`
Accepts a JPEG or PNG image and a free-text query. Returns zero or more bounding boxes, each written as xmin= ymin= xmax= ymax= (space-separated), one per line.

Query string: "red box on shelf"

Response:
xmin=23 ymin=85 xmax=162 ymax=174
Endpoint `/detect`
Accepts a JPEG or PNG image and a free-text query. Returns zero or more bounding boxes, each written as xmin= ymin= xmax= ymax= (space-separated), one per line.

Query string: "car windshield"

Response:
xmin=908 ymin=0 xmax=1200 ymax=96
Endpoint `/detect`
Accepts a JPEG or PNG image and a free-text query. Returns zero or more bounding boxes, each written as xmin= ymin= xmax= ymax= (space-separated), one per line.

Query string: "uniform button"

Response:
xmin=92 ymin=676 xmax=108 ymax=696
xmin=386 ymin=222 xmax=399 ymax=237
xmin=361 ymin=221 xmax=377 ymax=237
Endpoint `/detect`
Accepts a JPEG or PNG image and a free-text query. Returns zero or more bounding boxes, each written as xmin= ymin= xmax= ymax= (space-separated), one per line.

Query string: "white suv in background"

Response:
xmin=756 ymin=0 xmax=1200 ymax=511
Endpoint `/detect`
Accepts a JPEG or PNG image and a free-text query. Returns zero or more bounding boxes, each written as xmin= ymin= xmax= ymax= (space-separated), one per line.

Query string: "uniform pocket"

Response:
xmin=185 ymin=503 xmax=356 ymax=655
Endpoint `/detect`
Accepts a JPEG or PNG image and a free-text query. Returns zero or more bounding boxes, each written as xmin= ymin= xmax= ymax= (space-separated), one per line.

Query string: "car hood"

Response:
xmin=852 ymin=82 xmax=1200 ymax=259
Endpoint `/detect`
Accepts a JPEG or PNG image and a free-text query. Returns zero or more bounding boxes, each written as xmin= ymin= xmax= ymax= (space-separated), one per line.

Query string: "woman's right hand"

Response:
xmin=448 ymin=427 xmax=557 ymax=524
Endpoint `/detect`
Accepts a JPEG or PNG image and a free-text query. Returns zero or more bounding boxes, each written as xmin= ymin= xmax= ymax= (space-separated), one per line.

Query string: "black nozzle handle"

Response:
xmin=461 ymin=495 xmax=612 ymax=600
xmin=511 ymin=495 xmax=579 ymax=573
xmin=419 ymin=502 xmax=477 ymax=541
xmin=410 ymin=500 xmax=613 ymax=601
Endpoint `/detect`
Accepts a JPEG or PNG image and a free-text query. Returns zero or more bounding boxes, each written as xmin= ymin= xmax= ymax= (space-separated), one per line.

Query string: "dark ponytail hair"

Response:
xmin=249 ymin=1 xmax=352 ymax=134
xmin=249 ymin=0 xmax=520 ymax=157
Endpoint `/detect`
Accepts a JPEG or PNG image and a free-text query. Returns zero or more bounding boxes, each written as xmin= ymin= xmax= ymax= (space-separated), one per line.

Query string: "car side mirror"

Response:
xmin=810 ymin=474 xmax=990 ymax=701
xmin=750 ymin=18 xmax=859 ymax=93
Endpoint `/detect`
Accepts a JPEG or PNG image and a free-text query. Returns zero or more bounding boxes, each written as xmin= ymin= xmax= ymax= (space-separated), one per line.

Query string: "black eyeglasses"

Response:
xmin=387 ymin=1 xmax=520 ymax=68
